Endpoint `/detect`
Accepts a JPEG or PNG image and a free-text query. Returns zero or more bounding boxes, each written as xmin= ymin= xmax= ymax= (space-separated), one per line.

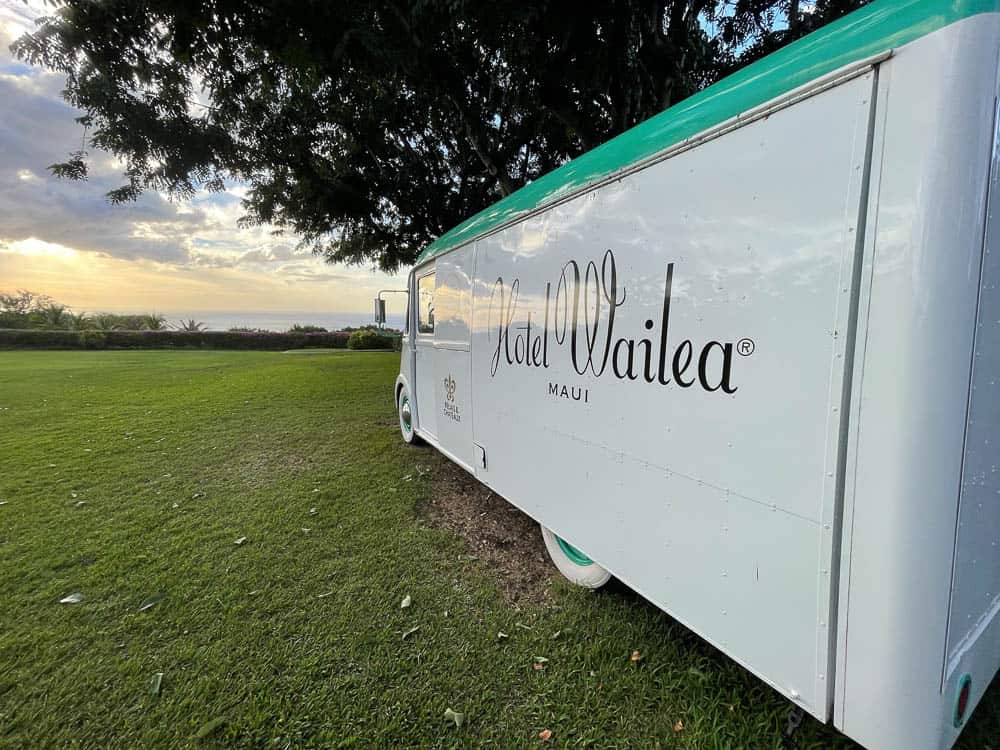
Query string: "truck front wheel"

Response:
xmin=541 ymin=525 xmax=611 ymax=589
xmin=398 ymin=385 xmax=422 ymax=445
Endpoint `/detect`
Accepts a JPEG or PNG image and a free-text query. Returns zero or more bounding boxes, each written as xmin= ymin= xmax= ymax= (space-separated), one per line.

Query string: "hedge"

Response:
xmin=0 ymin=329 xmax=358 ymax=351
xmin=347 ymin=329 xmax=397 ymax=350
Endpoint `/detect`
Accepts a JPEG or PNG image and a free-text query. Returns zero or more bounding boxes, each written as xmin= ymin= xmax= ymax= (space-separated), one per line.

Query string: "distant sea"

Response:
xmin=156 ymin=310 xmax=405 ymax=333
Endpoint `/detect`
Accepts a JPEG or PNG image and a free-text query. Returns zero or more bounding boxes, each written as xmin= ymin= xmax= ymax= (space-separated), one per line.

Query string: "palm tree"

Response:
xmin=143 ymin=313 xmax=167 ymax=330
xmin=174 ymin=319 xmax=206 ymax=332
xmin=92 ymin=313 xmax=120 ymax=331
xmin=67 ymin=312 xmax=92 ymax=331
xmin=37 ymin=304 xmax=70 ymax=329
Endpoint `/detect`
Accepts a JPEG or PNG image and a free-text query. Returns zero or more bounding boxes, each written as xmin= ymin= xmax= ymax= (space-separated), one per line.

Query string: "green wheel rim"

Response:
xmin=954 ymin=674 xmax=972 ymax=728
xmin=556 ymin=535 xmax=593 ymax=566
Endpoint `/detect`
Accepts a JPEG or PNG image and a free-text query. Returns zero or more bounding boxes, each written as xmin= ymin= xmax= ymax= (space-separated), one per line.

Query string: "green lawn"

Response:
xmin=0 ymin=351 xmax=995 ymax=749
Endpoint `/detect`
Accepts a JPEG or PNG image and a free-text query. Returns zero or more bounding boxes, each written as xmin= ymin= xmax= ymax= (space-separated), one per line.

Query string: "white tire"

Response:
xmin=397 ymin=385 xmax=422 ymax=445
xmin=541 ymin=525 xmax=611 ymax=589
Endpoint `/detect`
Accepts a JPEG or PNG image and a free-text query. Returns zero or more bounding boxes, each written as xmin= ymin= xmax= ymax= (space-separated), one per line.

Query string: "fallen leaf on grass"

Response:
xmin=673 ymin=720 xmax=684 ymax=733
xmin=400 ymin=595 xmax=412 ymax=609
xmin=195 ymin=716 xmax=226 ymax=740
xmin=0 ymin=501 xmax=7 ymax=506
xmin=317 ymin=591 xmax=334 ymax=598
xmin=539 ymin=729 xmax=553 ymax=742
xmin=308 ymin=507 xmax=318 ymax=516
xmin=74 ymin=501 xmax=87 ymax=508
xmin=301 ymin=528 xmax=312 ymax=534
xmin=550 ymin=630 xmax=561 ymax=640
xmin=443 ymin=708 xmax=464 ymax=728
xmin=497 ymin=631 xmax=509 ymax=640
xmin=630 ymin=650 xmax=642 ymax=664
xmin=59 ymin=592 xmax=84 ymax=604
xmin=138 ymin=594 xmax=164 ymax=613
xmin=402 ymin=626 xmax=420 ymax=640
xmin=149 ymin=672 xmax=163 ymax=697
xmin=172 ymin=503 xmax=180 ymax=509
xmin=233 ymin=537 xmax=248 ymax=546
xmin=532 ymin=656 xmax=548 ymax=671
xmin=191 ymin=492 xmax=205 ymax=500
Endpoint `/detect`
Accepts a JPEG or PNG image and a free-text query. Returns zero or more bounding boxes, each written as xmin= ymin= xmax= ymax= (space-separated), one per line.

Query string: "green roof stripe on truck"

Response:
xmin=416 ymin=0 xmax=1000 ymax=264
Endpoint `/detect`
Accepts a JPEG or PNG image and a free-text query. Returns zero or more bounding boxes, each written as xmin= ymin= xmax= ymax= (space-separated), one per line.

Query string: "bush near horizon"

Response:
xmin=0 ymin=329 xmax=353 ymax=351
xmin=347 ymin=329 xmax=396 ymax=350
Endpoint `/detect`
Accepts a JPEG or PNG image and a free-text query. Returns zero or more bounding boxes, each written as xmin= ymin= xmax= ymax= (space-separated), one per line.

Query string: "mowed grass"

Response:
xmin=0 ymin=351 xmax=996 ymax=749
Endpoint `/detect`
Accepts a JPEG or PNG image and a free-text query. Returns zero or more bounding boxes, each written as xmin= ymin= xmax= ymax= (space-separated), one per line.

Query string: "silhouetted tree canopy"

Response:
xmin=12 ymin=0 xmax=868 ymax=271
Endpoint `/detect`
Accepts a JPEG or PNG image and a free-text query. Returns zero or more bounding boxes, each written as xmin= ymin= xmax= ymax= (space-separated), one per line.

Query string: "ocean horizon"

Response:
xmin=148 ymin=310 xmax=405 ymax=332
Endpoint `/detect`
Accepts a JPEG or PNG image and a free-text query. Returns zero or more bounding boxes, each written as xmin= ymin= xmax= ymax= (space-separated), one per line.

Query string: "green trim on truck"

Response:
xmin=416 ymin=0 xmax=1000 ymax=264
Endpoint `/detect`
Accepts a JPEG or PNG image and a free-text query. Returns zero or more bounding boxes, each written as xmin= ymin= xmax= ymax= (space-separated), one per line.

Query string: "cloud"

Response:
xmin=0 ymin=0 xmax=404 ymax=314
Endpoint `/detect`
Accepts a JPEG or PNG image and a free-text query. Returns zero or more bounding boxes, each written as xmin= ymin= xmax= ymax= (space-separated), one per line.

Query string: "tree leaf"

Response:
xmin=59 ymin=592 xmax=83 ymax=604
xmin=402 ymin=626 xmax=420 ymax=640
xmin=400 ymin=594 xmax=411 ymax=609
xmin=443 ymin=707 xmax=464 ymax=728
xmin=539 ymin=728 xmax=553 ymax=742
xmin=233 ymin=536 xmax=248 ymax=546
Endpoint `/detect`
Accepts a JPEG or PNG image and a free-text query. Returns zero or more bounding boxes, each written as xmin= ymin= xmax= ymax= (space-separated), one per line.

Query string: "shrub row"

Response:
xmin=347 ymin=329 xmax=397 ymax=350
xmin=0 ymin=329 xmax=373 ymax=351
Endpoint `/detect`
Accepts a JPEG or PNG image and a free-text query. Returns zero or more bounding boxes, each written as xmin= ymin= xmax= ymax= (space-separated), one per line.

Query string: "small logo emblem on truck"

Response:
xmin=444 ymin=374 xmax=456 ymax=402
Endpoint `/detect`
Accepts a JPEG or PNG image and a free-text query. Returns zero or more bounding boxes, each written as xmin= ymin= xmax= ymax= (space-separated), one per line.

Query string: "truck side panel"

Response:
xmin=467 ymin=73 xmax=875 ymax=717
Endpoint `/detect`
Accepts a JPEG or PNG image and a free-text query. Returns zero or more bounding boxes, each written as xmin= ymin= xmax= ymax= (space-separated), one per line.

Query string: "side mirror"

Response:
xmin=374 ymin=298 xmax=386 ymax=325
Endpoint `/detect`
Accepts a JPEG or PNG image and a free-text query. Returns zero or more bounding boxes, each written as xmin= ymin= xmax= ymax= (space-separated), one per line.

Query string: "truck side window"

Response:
xmin=417 ymin=272 xmax=435 ymax=334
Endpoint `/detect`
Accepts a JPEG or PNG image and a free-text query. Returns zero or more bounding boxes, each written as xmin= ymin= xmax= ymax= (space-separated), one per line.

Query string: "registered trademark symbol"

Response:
xmin=737 ymin=338 xmax=755 ymax=356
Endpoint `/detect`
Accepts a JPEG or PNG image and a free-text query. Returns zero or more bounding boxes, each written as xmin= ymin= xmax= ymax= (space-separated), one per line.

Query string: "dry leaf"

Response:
xmin=138 ymin=593 xmax=164 ymax=612
xmin=673 ymin=720 xmax=684 ymax=733
xmin=497 ymin=631 xmax=509 ymax=640
xmin=234 ymin=536 xmax=248 ymax=546
xmin=400 ymin=594 xmax=412 ymax=609
xmin=402 ymin=626 xmax=420 ymax=640
xmin=539 ymin=729 xmax=553 ymax=742
xmin=630 ymin=650 xmax=642 ymax=664
xmin=443 ymin=707 xmax=464 ymax=728
xmin=309 ymin=507 xmax=318 ymax=516
xmin=191 ymin=492 xmax=205 ymax=499
xmin=196 ymin=717 xmax=226 ymax=740
xmin=59 ymin=592 xmax=84 ymax=604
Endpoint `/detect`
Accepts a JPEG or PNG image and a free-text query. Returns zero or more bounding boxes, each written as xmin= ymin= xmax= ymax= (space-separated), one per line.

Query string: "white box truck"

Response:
xmin=388 ymin=1 xmax=1000 ymax=747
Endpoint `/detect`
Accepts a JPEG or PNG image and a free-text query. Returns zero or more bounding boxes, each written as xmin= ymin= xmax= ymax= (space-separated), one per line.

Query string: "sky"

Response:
xmin=0 ymin=1 xmax=405 ymax=318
